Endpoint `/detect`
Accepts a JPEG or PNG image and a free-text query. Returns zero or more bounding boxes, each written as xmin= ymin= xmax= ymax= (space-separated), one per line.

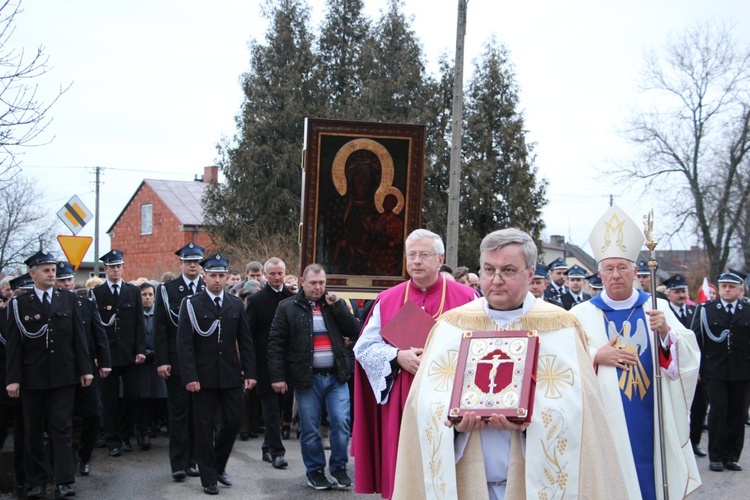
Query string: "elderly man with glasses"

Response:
xmin=352 ymin=229 xmax=478 ymax=498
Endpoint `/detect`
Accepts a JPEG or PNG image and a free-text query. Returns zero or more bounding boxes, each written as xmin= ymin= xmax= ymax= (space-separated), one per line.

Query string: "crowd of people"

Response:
xmin=1 ymin=202 xmax=749 ymax=499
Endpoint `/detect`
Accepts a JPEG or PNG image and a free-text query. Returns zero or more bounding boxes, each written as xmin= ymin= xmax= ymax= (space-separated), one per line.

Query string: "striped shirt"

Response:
xmin=311 ymin=303 xmax=334 ymax=369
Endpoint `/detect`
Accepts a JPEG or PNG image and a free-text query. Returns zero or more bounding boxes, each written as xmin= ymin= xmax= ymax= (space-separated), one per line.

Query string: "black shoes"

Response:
xmin=330 ymin=468 xmax=352 ymax=488
xmin=108 ymin=447 xmax=121 ymax=457
xmin=710 ymin=461 xmax=724 ymax=471
xmin=187 ymin=466 xmax=200 ymax=477
xmin=272 ymin=456 xmax=288 ymax=469
xmin=54 ymin=484 xmax=76 ymax=498
xmin=724 ymin=461 xmax=742 ymax=471
xmin=172 ymin=470 xmax=187 ymax=481
xmin=217 ymin=472 xmax=232 ymax=486
xmin=262 ymin=451 xmax=272 ymax=463
xmin=692 ymin=444 xmax=707 ymax=457
xmin=138 ymin=431 xmax=151 ymax=450
xmin=203 ymin=484 xmax=219 ymax=495
xmin=307 ymin=470 xmax=333 ymax=490
xmin=78 ymin=460 xmax=91 ymax=476
xmin=26 ymin=486 xmax=46 ymax=499
xmin=121 ymin=440 xmax=133 ymax=452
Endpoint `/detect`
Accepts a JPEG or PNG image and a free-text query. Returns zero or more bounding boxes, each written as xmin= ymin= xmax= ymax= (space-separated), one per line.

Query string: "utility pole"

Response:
xmin=445 ymin=0 xmax=468 ymax=269
xmin=94 ymin=166 xmax=101 ymax=276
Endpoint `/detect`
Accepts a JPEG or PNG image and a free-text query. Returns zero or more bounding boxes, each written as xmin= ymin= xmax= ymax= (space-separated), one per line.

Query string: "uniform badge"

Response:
xmin=24 ymin=315 xmax=29 ymax=321
xmin=33 ymin=314 xmax=40 ymax=320
xmin=179 ymin=285 xmax=185 ymax=292
xmin=107 ymin=305 xmax=112 ymax=310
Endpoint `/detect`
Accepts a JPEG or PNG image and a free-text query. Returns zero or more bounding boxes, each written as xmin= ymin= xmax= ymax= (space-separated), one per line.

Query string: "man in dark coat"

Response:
xmin=245 ymin=257 xmax=293 ymax=469
xmin=560 ymin=264 xmax=592 ymax=310
xmin=268 ymin=264 xmax=361 ymax=490
xmin=177 ymin=254 xmax=257 ymax=495
xmin=153 ymin=243 xmax=205 ymax=480
xmin=664 ymin=273 xmax=704 ymax=457
xmin=690 ymin=269 xmax=750 ymax=472
xmin=543 ymin=257 xmax=567 ymax=307
xmin=89 ymin=249 xmax=146 ymax=457
xmin=5 ymin=250 xmax=93 ymax=499
xmin=55 ymin=262 xmax=112 ymax=476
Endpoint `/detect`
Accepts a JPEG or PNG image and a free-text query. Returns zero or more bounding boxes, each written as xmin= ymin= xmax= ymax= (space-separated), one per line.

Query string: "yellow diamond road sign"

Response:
xmin=57 ymin=195 xmax=93 ymax=235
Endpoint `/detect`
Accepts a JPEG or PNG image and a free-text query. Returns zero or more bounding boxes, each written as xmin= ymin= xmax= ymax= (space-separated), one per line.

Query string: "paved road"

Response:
xmin=1 ymin=426 xmax=748 ymax=498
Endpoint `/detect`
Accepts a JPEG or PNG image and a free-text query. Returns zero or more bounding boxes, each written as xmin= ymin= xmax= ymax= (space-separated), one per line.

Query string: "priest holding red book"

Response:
xmin=352 ymin=229 xmax=477 ymax=498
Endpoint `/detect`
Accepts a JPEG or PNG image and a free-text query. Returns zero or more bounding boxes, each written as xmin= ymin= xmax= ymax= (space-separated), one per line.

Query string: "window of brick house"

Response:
xmin=141 ymin=203 xmax=153 ymax=235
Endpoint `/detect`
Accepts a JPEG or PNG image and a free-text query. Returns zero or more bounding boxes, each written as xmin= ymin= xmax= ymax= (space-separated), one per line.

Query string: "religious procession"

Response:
xmin=2 ymin=1 xmax=750 ymax=499
xmin=2 ymin=198 xmax=748 ymax=499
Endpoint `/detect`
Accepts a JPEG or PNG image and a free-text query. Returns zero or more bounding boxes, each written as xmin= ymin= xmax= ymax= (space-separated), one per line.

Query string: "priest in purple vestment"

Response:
xmin=352 ymin=229 xmax=478 ymax=498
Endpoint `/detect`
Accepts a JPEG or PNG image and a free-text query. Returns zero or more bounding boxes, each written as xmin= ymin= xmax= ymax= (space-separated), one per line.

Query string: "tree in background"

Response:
xmin=0 ymin=0 xmax=68 ymax=186
xmin=0 ymin=174 xmax=56 ymax=273
xmin=458 ymin=38 xmax=547 ymax=266
xmin=622 ymin=22 xmax=750 ymax=279
xmin=205 ymin=0 xmax=548 ymax=271
xmin=203 ymin=0 xmax=318 ymax=247
xmin=316 ymin=0 xmax=371 ymax=119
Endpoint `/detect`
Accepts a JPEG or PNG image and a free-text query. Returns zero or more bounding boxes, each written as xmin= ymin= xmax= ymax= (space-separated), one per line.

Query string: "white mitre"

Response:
xmin=588 ymin=204 xmax=645 ymax=263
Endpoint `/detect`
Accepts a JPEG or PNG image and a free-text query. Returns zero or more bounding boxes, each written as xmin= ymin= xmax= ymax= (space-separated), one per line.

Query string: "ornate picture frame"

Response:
xmin=449 ymin=330 xmax=540 ymax=423
xmin=299 ymin=118 xmax=426 ymax=291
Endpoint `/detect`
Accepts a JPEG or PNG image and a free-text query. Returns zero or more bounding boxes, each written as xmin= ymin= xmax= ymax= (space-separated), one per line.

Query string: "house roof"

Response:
xmin=107 ymin=179 xmax=208 ymax=233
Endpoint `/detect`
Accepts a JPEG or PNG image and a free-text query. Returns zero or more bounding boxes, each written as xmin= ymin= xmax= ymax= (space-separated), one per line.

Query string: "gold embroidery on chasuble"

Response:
xmin=537 ymin=355 xmax=574 ymax=399
xmin=425 ymin=402 xmax=447 ymax=497
xmin=427 ymin=350 xmax=458 ymax=392
xmin=538 ymin=409 xmax=569 ymax=499
xmin=609 ymin=320 xmax=650 ymax=401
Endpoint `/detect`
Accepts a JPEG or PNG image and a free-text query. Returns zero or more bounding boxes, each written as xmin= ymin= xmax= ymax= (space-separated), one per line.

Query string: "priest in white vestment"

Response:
xmin=393 ymin=228 xmax=627 ymax=500
xmin=571 ymin=205 xmax=701 ymax=499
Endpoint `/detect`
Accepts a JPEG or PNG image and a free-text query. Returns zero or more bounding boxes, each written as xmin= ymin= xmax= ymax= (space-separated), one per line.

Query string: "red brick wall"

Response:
xmin=109 ymin=183 xmax=215 ymax=280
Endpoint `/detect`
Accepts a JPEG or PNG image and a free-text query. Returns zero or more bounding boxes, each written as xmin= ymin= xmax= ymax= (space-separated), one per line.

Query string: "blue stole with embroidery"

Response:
xmin=590 ymin=290 xmax=655 ymax=500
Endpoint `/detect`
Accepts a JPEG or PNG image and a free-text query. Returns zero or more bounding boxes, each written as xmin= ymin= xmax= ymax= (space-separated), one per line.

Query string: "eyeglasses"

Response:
xmin=480 ymin=266 xmax=529 ymax=281
xmin=599 ymin=265 xmax=633 ymax=275
xmin=406 ymin=252 xmax=437 ymax=261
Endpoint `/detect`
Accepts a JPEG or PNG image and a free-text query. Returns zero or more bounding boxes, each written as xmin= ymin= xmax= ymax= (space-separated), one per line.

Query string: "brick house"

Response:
xmin=106 ymin=167 xmax=218 ymax=280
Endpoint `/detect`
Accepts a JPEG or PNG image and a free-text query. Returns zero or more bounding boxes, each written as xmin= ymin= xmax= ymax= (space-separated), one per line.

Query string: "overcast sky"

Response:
xmin=9 ymin=0 xmax=750 ymax=266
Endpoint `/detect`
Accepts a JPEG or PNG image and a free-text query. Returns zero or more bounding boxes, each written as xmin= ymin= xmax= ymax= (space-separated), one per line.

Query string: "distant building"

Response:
xmin=106 ymin=166 xmax=218 ymax=280
xmin=542 ymin=235 xmax=596 ymax=275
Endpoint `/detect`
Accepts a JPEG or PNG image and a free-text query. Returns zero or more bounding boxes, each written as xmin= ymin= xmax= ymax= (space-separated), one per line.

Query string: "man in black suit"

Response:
xmin=560 ymin=264 xmax=591 ymax=310
xmin=5 ymin=250 xmax=93 ymax=499
xmin=154 ymin=242 xmax=205 ymax=480
xmin=543 ymin=257 xmax=567 ymax=307
xmin=0 ymin=275 xmax=31 ymax=490
xmin=690 ymin=269 xmax=750 ymax=472
xmin=177 ymin=254 xmax=257 ymax=495
xmin=55 ymin=262 xmax=112 ymax=476
xmin=664 ymin=273 xmax=705 ymax=457
xmin=245 ymin=257 xmax=294 ymax=469
xmin=90 ymin=249 xmax=146 ymax=457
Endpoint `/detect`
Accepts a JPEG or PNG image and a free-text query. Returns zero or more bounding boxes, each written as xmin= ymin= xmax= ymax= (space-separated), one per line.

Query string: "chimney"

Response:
xmin=203 ymin=166 xmax=218 ymax=184
xmin=550 ymin=235 xmax=566 ymax=247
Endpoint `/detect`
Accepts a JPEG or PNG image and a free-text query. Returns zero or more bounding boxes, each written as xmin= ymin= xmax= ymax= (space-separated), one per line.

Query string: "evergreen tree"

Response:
xmin=458 ymin=38 xmax=547 ymax=266
xmin=421 ymin=55 xmax=454 ymax=234
xmin=359 ymin=0 xmax=431 ymax=123
xmin=203 ymin=0 xmax=318 ymax=245
xmin=317 ymin=0 xmax=371 ymax=119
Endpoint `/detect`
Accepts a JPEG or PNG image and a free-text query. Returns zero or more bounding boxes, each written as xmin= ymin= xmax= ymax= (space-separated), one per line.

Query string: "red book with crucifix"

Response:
xmin=448 ymin=330 xmax=540 ymax=423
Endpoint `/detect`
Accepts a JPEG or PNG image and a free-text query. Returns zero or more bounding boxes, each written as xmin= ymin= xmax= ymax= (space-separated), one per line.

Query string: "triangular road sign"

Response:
xmin=57 ymin=235 xmax=93 ymax=270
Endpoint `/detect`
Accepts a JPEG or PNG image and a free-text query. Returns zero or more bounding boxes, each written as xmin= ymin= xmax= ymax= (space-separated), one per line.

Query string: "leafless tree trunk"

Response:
xmin=621 ymin=22 xmax=750 ymax=279
xmin=0 ymin=173 xmax=57 ymax=273
xmin=0 ymin=0 xmax=69 ymax=186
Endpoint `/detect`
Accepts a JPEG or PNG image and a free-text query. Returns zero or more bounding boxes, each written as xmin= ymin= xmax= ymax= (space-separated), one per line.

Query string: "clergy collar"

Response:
xmin=600 ymin=289 xmax=639 ymax=310
xmin=482 ymin=292 xmax=536 ymax=328
xmin=409 ymin=274 xmax=442 ymax=294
